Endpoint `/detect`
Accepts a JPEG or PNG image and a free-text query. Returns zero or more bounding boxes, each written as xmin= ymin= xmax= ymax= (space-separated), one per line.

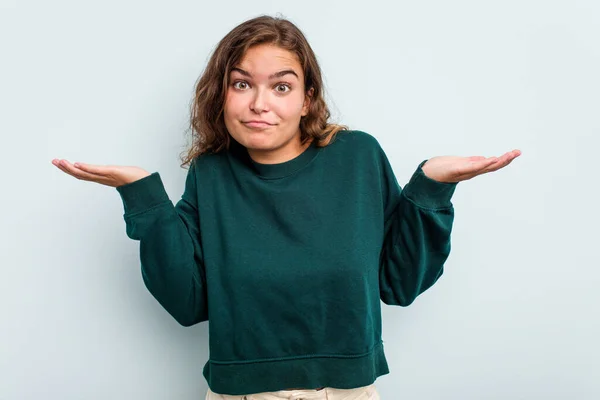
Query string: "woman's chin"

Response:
xmin=243 ymin=135 xmax=275 ymax=150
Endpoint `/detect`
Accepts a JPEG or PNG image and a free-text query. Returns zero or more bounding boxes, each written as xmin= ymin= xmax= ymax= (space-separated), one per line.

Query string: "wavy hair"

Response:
xmin=179 ymin=14 xmax=349 ymax=168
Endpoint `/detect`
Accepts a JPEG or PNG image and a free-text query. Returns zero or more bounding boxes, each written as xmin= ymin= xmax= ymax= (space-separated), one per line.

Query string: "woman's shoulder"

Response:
xmin=186 ymin=149 xmax=228 ymax=177
xmin=329 ymin=129 xmax=384 ymax=153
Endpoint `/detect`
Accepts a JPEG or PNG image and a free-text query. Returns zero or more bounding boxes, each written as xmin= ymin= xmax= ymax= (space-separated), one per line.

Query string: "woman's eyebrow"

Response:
xmin=231 ymin=67 xmax=298 ymax=80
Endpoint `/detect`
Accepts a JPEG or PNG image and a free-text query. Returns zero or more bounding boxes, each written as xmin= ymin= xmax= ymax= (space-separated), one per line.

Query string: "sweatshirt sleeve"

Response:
xmin=378 ymin=149 xmax=458 ymax=306
xmin=115 ymin=163 xmax=208 ymax=326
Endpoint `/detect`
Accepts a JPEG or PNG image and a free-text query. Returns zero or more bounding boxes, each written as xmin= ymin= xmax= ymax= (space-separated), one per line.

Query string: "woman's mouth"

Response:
xmin=244 ymin=121 xmax=273 ymax=129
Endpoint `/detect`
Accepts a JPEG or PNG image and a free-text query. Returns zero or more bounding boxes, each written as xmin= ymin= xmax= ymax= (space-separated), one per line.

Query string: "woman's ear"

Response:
xmin=302 ymin=87 xmax=314 ymax=116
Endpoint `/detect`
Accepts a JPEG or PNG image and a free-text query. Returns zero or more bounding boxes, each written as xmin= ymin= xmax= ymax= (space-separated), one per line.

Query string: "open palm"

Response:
xmin=421 ymin=149 xmax=521 ymax=183
xmin=51 ymin=159 xmax=150 ymax=188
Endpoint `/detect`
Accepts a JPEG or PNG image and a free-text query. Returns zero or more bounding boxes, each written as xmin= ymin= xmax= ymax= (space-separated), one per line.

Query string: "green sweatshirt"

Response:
xmin=115 ymin=130 xmax=457 ymax=395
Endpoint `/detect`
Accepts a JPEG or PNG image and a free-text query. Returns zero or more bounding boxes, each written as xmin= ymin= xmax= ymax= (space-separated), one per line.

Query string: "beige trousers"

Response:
xmin=205 ymin=383 xmax=380 ymax=400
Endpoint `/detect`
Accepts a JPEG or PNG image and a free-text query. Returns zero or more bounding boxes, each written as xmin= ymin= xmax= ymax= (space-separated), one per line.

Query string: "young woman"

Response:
xmin=52 ymin=14 xmax=520 ymax=400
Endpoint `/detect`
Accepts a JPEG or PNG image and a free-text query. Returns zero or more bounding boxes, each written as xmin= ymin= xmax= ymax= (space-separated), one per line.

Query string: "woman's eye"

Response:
xmin=275 ymin=84 xmax=291 ymax=93
xmin=232 ymin=81 xmax=291 ymax=93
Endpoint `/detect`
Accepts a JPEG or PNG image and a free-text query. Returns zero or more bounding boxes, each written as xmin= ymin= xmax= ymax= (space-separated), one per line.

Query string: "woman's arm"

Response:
xmin=379 ymin=156 xmax=457 ymax=306
xmin=116 ymin=165 xmax=208 ymax=326
xmin=377 ymin=145 xmax=520 ymax=306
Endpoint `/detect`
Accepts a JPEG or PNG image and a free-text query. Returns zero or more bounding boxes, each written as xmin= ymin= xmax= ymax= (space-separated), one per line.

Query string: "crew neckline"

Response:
xmin=232 ymin=139 xmax=321 ymax=180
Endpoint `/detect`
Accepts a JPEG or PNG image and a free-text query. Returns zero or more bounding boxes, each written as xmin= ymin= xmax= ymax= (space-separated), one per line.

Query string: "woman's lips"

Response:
xmin=244 ymin=121 xmax=273 ymax=128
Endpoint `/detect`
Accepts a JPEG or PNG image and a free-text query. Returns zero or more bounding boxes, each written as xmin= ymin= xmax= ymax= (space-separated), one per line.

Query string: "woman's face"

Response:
xmin=224 ymin=44 xmax=313 ymax=164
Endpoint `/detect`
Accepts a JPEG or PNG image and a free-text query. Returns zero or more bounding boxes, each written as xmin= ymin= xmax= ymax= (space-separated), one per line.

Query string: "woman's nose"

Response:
xmin=250 ymin=89 xmax=269 ymax=113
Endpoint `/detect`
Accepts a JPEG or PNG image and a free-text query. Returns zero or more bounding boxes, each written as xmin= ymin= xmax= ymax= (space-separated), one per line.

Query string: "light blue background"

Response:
xmin=1 ymin=0 xmax=598 ymax=399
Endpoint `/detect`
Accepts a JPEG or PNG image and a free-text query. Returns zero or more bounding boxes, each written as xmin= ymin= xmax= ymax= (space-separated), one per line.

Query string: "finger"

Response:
xmin=492 ymin=156 xmax=517 ymax=171
xmin=53 ymin=159 xmax=81 ymax=179
xmin=479 ymin=151 xmax=520 ymax=174
xmin=491 ymin=149 xmax=521 ymax=167
xmin=74 ymin=162 xmax=112 ymax=175
xmin=469 ymin=150 xmax=520 ymax=165
xmin=56 ymin=159 xmax=106 ymax=182
xmin=60 ymin=161 xmax=94 ymax=181
xmin=468 ymin=157 xmax=500 ymax=172
xmin=454 ymin=161 xmax=496 ymax=179
xmin=497 ymin=149 xmax=521 ymax=163
xmin=446 ymin=157 xmax=496 ymax=180
xmin=456 ymin=150 xmax=521 ymax=180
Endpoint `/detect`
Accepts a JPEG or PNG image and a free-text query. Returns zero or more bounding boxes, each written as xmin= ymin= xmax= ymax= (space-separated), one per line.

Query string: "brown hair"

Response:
xmin=179 ymin=14 xmax=349 ymax=168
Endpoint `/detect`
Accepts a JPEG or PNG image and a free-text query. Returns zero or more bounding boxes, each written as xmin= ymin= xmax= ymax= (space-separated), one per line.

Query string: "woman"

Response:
xmin=52 ymin=14 xmax=520 ymax=400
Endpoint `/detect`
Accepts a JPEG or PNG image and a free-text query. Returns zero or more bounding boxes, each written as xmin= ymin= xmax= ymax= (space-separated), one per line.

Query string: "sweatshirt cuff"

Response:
xmin=401 ymin=160 xmax=458 ymax=209
xmin=115 ymin=172 xmax=170 ymax=215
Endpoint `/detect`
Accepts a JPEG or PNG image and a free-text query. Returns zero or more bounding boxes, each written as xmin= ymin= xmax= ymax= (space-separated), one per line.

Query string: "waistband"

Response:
xmin=207 ymin=383 xmax=377 ymax=400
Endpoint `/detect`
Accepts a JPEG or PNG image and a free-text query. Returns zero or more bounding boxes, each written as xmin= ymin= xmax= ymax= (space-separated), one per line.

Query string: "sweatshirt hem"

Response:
xmin=202 ymin=341 xmax=389 ymax=395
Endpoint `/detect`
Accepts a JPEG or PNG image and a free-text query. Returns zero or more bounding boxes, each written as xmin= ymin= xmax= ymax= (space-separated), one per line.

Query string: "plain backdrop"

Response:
xmin=1 ymin=0 xmax=598 ymax=399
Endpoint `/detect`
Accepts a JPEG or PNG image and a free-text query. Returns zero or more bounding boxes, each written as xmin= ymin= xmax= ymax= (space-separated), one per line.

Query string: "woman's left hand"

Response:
xmin=421 ymin=149 xmax=522 ymax=183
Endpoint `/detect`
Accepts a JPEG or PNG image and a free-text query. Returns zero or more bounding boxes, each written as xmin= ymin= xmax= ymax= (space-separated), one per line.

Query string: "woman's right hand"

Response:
xmin=51 ymin=159 xmax=151 ymax=187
